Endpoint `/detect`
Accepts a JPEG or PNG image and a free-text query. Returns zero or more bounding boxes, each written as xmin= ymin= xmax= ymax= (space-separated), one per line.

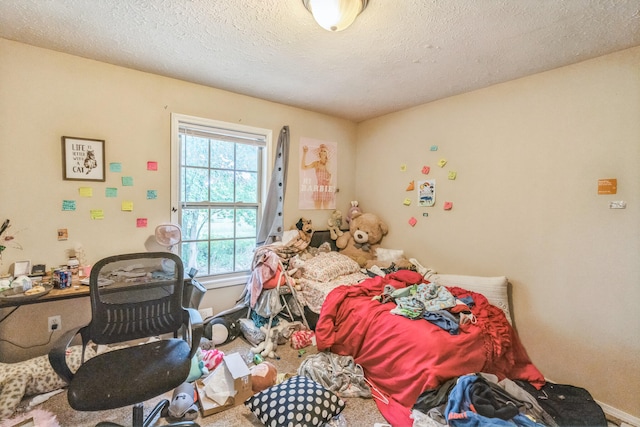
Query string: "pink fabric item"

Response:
xmin=247 ymin=249 xmax=281 ymax=307
xmin=290 ymin=330 xmax=315 ymax=349
xmin=200 ymin=349 xmax=224 ymax=371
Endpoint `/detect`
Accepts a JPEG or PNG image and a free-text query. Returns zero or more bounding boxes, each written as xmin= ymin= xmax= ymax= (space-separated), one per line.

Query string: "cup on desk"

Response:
xmin=80 ymin=265 xmax=91 ymax=279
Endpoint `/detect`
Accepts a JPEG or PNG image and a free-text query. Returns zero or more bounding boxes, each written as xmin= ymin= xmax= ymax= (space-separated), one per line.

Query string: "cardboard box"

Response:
xmin=195 ymin=352 xmax=252 ymax=416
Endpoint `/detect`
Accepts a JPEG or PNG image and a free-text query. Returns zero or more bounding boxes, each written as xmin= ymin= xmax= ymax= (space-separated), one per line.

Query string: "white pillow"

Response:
xmin=431 ymin=274 xmax=512 ymax=324
xmin=375 ymin=247 xmax=405 ymax=263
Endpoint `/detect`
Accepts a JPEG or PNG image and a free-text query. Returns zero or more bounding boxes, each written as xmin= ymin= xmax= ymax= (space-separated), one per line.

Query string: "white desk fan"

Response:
xmin=154 ymin=223 xmax=182 ymax=252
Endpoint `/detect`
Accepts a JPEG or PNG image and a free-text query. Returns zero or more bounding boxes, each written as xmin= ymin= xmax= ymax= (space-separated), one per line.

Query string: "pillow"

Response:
xmin=301 ymin=252 xmax=360 ymax=282
xmin=245 ymin=375 xmax=345 ymax=427
xmin=432 ymin=274 xmax=512 ymax=324
xmin=375 ymin=247 xmax=405 ymax=263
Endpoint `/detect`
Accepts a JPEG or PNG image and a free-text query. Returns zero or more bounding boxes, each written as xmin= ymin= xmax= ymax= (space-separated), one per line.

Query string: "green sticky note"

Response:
xmin=110 ymin=163 xmax=122 ymax=173
xmin=105 ymin=187 xmax=118 ymax=198
xmin=122 ymin=176 xmax=133 ymax=186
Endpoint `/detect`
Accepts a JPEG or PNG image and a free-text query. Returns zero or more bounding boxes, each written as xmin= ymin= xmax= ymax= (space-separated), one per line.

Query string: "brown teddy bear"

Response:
xmin=335 ymin=211 xmax=388 ymax=268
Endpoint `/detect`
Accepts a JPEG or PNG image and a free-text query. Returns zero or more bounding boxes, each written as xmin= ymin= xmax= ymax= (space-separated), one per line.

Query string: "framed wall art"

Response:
xmin=62 ymin=136 xmax=105 ymax=181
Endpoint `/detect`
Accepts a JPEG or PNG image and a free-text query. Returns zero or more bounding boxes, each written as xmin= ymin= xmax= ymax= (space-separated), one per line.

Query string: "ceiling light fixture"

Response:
xmin=302 ymin=0 xmax=369 ymax=32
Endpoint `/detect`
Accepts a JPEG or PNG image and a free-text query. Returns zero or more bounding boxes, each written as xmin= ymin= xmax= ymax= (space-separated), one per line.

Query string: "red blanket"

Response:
xmin=315 ymin=270 xmax=545 ymax=427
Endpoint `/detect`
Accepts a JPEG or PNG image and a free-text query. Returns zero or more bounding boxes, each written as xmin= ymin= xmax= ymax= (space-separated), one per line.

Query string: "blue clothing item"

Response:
xmin=458 ymin=295 xmax=475 ymax=308
xmin=445 ymin=375 xmax=546 ymax=427
xmin=423 ymin=310 xmax=460 ymax=334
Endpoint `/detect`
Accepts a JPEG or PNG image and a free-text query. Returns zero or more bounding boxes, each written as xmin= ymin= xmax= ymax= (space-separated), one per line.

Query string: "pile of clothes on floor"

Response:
xmin=411 ymin=372 xmax=607 ymax=427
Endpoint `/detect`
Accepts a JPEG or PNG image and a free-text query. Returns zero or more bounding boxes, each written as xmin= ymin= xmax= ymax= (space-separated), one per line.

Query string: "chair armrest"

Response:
xmin=185 ymin=308 xmax=203 ymax=359
xmin=48 ymin=326 xmax=87 ymax=384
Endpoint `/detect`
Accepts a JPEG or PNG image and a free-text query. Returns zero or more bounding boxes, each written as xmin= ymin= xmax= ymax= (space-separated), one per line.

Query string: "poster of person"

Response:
xmin=299 ymin=138 xmax=337 ymax=210
xmin=418 ymin=179 xmax=436 ymax=207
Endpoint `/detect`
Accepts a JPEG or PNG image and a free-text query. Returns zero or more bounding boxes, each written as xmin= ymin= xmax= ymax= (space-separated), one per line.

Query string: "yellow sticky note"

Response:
xmin=79 ymin=187 xmax=93 ymax=197
xmin=400 ymin=164 xmax=407 ymax=172
xmin=121 ymin=201 xmax=134 ymax=211
xmin=90 ymin=209 xmax=104 ymax=220
xmin=438 ymin=159 xmax=447 ymax=168
xmin=403 ymin=198 xmax=412 ymax=206
xmin=448 ymin=171 xmax=457 ymax=180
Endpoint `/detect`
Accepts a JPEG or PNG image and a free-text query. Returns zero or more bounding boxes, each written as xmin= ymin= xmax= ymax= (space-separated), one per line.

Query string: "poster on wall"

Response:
xmin=62 ymin=136 xmax=105 ymax=181
xmin=418 ymin=179 xmax=436 ymax=207
xmin=299 ymin=138 xmax=337 ymax=210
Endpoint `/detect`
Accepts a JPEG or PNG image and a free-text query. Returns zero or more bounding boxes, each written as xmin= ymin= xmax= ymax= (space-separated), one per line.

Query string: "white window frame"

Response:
xmin=170 ymin=113 xmax=272 ymax=289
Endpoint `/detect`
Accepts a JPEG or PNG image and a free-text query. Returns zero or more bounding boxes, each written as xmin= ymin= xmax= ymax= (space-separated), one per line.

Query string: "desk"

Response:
xmin=0 ymin=286 xmax=90 ymax=329
xmin=1 ymin=278 xmax=204 ymax=309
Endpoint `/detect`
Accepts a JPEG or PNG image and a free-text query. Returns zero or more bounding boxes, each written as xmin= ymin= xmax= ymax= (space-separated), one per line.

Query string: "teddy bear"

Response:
xmin=327 ymin=210 xmax=344 ymax=240
xmin=335 ymin=211 xmax=388 ymax=268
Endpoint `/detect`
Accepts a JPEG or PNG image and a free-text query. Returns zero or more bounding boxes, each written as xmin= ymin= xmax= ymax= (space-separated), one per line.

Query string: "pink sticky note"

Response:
xmin=408 ymin=217 xmax=417 ymax=227
xmin=443 ymin=202 xmax=453 ymax=210
xmin=136 ymin=218 xmax=148 ymax=228
xmin=422 ymin=165 xmax=430 ymax=174
xmin=147 ymin=161 xmax=158 ymax=171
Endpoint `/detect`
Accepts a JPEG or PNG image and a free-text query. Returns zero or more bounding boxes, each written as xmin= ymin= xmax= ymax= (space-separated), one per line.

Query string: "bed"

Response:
xmin=313 ymin=269 xmax=547 ymax=427
xmin=243 ymin=230 xmax=605 ymax=427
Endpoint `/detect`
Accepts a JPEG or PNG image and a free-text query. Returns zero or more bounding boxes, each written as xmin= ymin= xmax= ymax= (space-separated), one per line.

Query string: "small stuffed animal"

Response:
xmin=327 ymin=210 xmax=344 ymax=240
xmin=287 ymin=255 xmax=306 ymax=281
xmin=345 ymin=201 xmax=363 ymax=225
xmin=336 ymin=211 xmax=389 ymax=268
xmin=250 ymin=323 xmax=286 ymax=360
xmin=281 ymin=218 xmax=314 ymax=255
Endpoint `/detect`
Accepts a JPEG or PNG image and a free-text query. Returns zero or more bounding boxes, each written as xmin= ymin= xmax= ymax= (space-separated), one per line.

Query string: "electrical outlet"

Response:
xmin=198 ymin=307 xmax=213 ymax=320
xmin=48 ymin=315 xmax=61 ymax=332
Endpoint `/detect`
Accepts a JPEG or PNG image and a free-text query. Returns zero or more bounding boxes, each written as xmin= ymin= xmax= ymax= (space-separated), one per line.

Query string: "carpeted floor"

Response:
xmin=13 ymin=338 xmax=389 ymax=427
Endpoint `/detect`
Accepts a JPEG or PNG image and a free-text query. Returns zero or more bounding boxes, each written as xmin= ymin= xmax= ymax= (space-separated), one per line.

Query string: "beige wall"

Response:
xmin=1 ymin=37 xmax=639 ymax=418
xmin=357 ymin=47 xmax=640 ymax=417
xmin=0 ymin=38 xmax=357 ymax=360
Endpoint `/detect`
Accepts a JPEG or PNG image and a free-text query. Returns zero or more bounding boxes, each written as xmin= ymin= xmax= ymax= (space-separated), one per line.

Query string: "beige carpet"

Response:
xmin=18 ymin=338 xmax=389 ymax=427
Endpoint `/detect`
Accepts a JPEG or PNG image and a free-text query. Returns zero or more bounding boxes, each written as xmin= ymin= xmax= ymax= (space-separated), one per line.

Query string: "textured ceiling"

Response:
xmin=1 ymin=0 xmax=639 ymax=122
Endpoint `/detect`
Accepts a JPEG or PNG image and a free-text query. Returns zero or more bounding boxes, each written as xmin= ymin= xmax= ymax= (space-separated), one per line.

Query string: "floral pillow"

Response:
xmin=301 ymin=252 xmax=360 ymax=282
xmin=245 ymin=375 xmax=345 ymax=427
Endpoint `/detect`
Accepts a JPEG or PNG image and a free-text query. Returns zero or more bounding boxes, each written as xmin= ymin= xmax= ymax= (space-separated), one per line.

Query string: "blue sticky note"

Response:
xmin=147 ymin=190 xmax=157 ymax=200
xmin=110 ymin=162 xmax=122 ymax=173
xmin=62 ymin=200 xmax=76 ymax=211
xmin=430 ymin=145 xmax=438 ymax=151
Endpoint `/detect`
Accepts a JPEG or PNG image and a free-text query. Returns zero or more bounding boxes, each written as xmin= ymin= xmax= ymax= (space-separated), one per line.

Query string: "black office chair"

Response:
xmin=49 ymin=252 xmax=203 ymax=427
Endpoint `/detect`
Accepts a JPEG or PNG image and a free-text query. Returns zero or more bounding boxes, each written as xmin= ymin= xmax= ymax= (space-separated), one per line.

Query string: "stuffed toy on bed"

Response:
xmin=336 ymin=211 xmax=388 ymax=268
xmin=0 ymin=345 xmax=97 ymax=420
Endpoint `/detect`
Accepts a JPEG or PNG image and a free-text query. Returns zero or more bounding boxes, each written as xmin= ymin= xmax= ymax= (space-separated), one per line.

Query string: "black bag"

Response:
xmin=516 ymin=381 xmax=607 ymax=427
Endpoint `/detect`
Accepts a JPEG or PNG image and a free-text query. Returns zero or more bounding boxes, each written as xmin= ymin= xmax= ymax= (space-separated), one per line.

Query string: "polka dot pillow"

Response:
xmin=244 ymin=375 xmax=345 ymax=427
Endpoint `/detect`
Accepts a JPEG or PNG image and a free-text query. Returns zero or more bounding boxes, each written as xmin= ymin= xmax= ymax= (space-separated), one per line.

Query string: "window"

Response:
xmin=171 ymin=114 xmax=271 ymax=287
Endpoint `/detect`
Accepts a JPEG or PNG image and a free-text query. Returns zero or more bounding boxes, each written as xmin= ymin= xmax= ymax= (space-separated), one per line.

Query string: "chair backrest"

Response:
xmin=87 ymin=252 xmax=187 ymax=344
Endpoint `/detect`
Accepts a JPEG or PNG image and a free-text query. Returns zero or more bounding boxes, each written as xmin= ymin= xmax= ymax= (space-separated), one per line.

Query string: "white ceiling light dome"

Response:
xmin=302 ymin=0 xmax=368 ymax=32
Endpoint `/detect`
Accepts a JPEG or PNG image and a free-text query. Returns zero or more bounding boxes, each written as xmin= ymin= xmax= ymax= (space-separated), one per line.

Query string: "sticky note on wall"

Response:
xmin=598 ymin=179 xmax=617 ymax=194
